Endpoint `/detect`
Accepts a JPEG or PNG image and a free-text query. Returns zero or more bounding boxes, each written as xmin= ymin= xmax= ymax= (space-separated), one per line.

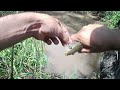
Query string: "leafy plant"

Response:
xmin=101 ymin=11 xmax=120 ymax=29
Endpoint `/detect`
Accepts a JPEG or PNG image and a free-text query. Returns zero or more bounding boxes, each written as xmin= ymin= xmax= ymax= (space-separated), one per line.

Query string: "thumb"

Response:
xmin=80 ymin=48 xmax=91 ymax=53
xmin=80 ymin=48 xmax=101 ymax=53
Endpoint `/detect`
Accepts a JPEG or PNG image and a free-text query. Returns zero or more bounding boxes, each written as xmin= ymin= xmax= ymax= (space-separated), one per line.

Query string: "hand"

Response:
xmin=27 ymin=13 xmax=71 ymax=46
xmin=71 ymin=24 xmax=114 ymax=53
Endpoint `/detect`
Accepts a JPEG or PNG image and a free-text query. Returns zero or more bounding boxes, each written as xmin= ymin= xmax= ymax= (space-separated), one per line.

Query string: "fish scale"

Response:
xmin=64 ymin=41 xmax=83 ymax=56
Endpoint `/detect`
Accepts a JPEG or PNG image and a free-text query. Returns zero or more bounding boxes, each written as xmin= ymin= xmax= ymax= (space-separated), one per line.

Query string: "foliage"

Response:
xmin=0 ymin=11 xmax=50 ymax=79
xmin=101 ymin=11 xmax=120 ymax=29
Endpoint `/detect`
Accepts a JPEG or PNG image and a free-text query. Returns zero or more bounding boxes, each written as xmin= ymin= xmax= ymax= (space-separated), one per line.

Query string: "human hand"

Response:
xmin=27 ymin=13 xmax=71 ymax=46
xmin=71 ymin=24 xmax=114 ymax=53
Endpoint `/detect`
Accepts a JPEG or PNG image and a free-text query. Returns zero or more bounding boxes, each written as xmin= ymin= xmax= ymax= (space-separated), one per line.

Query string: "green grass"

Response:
xmin=0 ymin=38 xmax=51 ymax=79
xmin=0 ymin=11 xmax=64 ymax=79
xmin=0 ymin=11 xmax=105 ymax=79
xmin=0 ymin=11 xmax=80 ymax=79
xmin=101 ymin=11 xmax=120 ymax=29
xmin=0 ymin=11 xmax=54 ymax=79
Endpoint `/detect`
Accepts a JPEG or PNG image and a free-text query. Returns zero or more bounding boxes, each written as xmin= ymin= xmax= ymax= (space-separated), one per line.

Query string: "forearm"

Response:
xmin=92 ymin=28 xmax=120 ymax=51
xmin=0 ymin=27 xmax=29 ymax=51
xmin=0 ymin=12 xmax=42 ymax=51
xmin=111 ymin=30 xmax=120 ymax=50
xmin=102 ymin=29 xmax=120 ymax=51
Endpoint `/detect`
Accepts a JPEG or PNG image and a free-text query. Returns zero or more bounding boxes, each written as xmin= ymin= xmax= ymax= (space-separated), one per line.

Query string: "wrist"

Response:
xmin=24 ymin=12 xmax=44 ymax=38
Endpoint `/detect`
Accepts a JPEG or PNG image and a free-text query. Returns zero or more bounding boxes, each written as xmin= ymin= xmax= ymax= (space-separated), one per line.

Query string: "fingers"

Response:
xmin=44 ymin=37 xmax=52 ymax=45
xmin=78 ymin=48 xmax=102 ymax=53
xmin=57 ymin=22 xmax=72 ymax=46
xmin=50 ymin=37 xmax=59 ymax=45
xmin=58 ymin=34 xmax=72 ymax=46
xmin=38 ymin=24 xmax=60 ymax=45
xmin=80 ymin=48 xmax=91 ymax=53
xmin=38 ymin=18 xmax=72 ymax=46
xmin=43 ymin=37 xmax=59 ymax=45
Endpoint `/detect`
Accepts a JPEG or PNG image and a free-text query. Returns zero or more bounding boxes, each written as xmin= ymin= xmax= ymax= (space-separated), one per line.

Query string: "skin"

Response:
xmin=1 ymin=12 xmax=120 ymax=53
xmin=0 ymin=12 xmax=71 ymax=51
xmin=71 ymin=24 xmax=120 ymax=53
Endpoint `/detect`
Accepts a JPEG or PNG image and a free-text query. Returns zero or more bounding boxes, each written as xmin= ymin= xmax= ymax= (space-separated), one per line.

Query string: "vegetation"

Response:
xmin=0 ymin=11 xmax=120 ymax=79
xmin=0 ymin=11 xmax=50 ymax=79
xmin=101 ymin=11 xmax=120 ymax=29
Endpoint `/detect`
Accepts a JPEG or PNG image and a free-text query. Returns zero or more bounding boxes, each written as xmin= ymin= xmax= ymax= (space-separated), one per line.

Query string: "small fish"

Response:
xmin=64 ymin=41 xmax=83 ymax=56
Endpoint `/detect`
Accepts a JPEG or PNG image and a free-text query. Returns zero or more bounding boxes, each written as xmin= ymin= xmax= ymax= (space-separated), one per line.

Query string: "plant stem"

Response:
xmin=10 ymin=46 xmax=14 ymax=79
